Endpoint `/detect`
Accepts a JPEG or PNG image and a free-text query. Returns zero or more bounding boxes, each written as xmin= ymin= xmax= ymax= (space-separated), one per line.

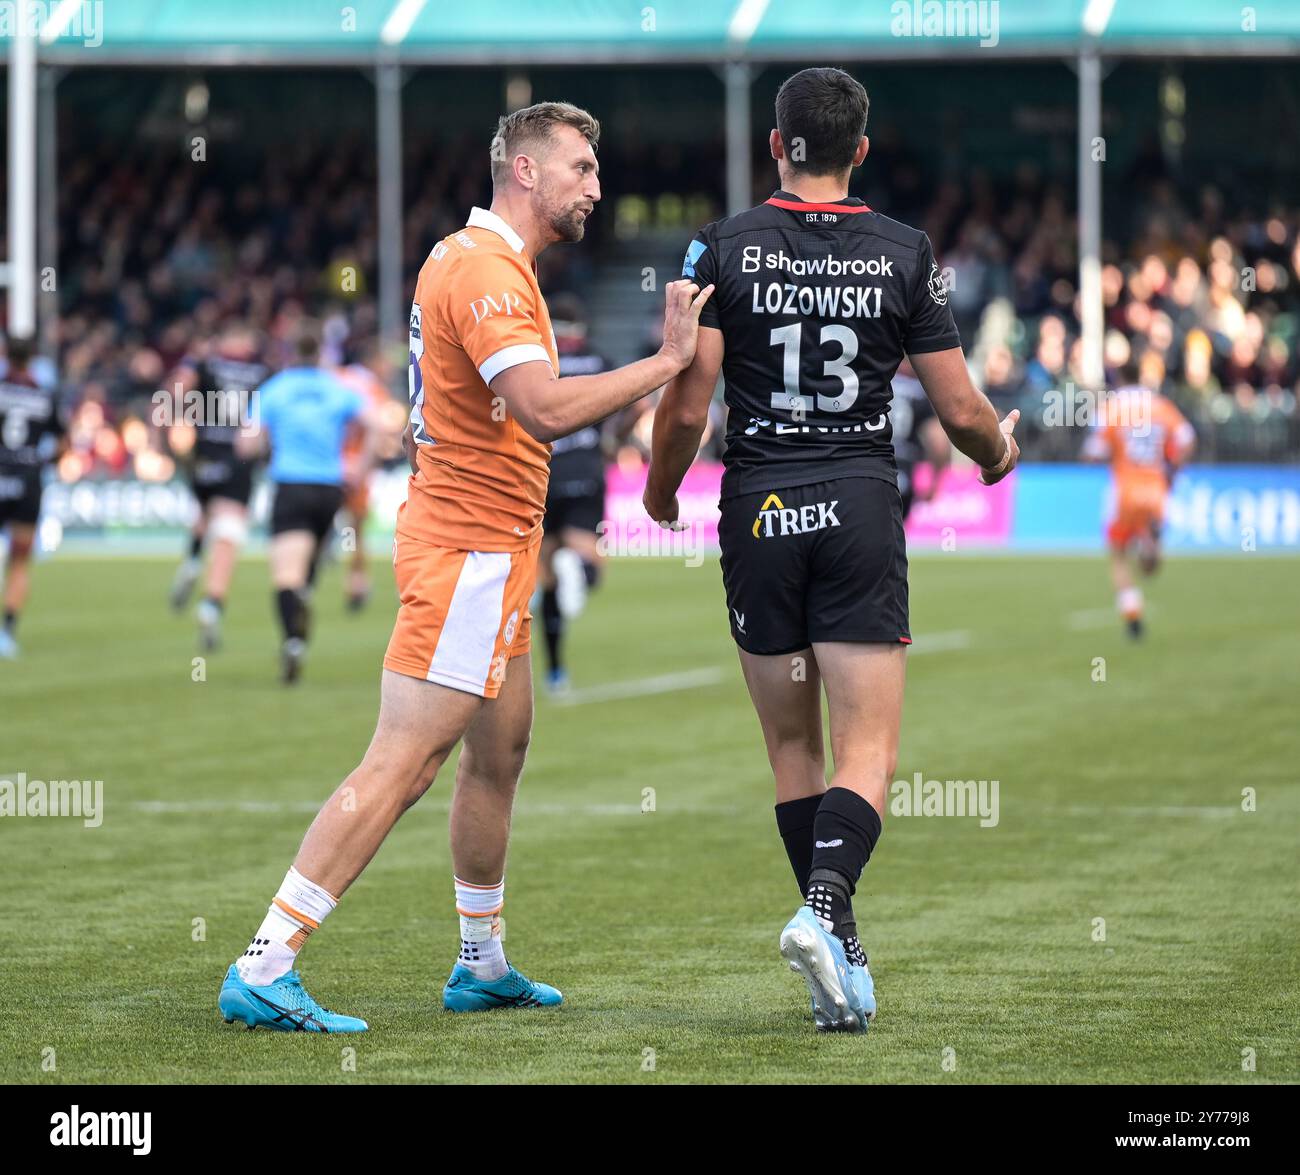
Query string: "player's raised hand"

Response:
xmin=979 ymin=408 xmax=1021 ymax=486
xmin=643 ymin=486 xmax=687 ymax=530
xmin=658 ymin=279 xmax=715 ymax=371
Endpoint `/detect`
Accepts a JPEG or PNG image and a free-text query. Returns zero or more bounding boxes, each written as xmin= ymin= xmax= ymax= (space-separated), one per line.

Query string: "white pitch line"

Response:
xmin=1066 ymin=608 xmax=1118 ymax=630
xmin=131 ymin=800 xmax=322 ymax=814
xmin=908 ymin=630 xmax=972 ymax=654
xmin=127 ymin=799 xmax=745 ymax=817
xmin=1058 ymin=804 xmax=1240 ymax=820
xmin=551 ymin=666 xmax=726 ymax=706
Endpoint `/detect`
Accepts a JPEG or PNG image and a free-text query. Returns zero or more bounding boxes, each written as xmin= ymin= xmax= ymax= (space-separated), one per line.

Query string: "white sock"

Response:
xmin=235 ymin=866 xmax=337 ymax=985
xmin=1117 ymin=587 xmax=1143 ymax=618
xmin=455 ymin=876 xmax=507 ymax=981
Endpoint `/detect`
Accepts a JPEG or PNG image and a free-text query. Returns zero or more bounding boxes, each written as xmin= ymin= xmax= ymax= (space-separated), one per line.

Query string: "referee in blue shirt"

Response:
xmin=239 ymin=329 xmax=383 ymax=683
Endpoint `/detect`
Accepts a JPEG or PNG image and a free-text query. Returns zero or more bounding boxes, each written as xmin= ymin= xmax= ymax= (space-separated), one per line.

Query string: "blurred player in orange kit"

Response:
xmin=218 ymin=100 xmax=712 ymax=1031
xmin=1084 ymin=360 xmax=1195 ymax=639
xmin=335 ymin=340 xmax=401 ymax=611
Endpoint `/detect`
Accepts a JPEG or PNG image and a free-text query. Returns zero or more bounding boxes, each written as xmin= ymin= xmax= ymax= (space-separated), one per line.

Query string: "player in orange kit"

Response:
xmin=1083 ymin=362 xmax=1195 ymax=638
xmin=218 ymin=101 xmax=712 ymax=1031
xmin=335 ymin=340 xmax=400 ymax=611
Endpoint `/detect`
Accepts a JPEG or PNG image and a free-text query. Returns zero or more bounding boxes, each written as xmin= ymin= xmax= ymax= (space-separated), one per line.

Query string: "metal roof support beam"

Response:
xmin=376 ymin=59 xmax=406 ymax=347
xmin=1077 ymin=46 xmax=1105 ymax=391
xmin=724 ymin=60 xmax=752 ymax=217
xmin=7 ymin=24 xmax=37 ymax=338
xmin=38 ymin=66 xmax=63 ymax=358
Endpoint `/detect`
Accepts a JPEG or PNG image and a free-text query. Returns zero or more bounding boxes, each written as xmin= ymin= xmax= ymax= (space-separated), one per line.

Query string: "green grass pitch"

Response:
xmin=1 ymin=548 xmax=1296 ymax=1083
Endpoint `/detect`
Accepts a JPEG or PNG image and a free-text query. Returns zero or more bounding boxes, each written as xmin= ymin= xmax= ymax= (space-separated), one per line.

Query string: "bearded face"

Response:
xmin=533 ymin=165 xmax=595 ymax=240
xmin=537 ymin=171 xmax=591 ymax=243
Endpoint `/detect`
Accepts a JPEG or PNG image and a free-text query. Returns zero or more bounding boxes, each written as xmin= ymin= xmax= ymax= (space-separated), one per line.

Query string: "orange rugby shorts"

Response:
xmin=383 ymin=533 xmax=537 ymax=698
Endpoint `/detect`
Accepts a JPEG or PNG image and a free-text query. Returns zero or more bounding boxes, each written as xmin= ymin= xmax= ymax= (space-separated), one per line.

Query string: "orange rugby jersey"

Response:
xmin=337 ymin=363 xmax=393 ymax=473
xmin=1089 ymin=388 xmax=1194 ymax=508
xmin=403 ymin=206 xmax=558 ymax=552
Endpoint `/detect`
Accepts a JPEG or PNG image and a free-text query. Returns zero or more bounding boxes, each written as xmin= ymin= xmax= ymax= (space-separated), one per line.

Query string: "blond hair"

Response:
xmin=490 ymin=102 xmax=600 ymax=187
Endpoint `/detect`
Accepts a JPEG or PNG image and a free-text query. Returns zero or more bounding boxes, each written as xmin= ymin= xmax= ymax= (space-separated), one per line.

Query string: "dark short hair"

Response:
xmin=490 ymin=102 xmax=600 ymax=188
xmin=549 ymin=293 xmax=587 ymax=328
xmin=5 ymin=334 xmax=34 ymax=368
xmin=775 ymin=67 xmax=869 ymax=176
xmin=296 ymin=327 xmax=321 ymax=363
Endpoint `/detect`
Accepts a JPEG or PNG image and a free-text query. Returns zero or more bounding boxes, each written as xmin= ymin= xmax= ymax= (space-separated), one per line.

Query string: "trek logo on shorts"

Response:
xmin=751 ymin=492 xmax=842 ymax=539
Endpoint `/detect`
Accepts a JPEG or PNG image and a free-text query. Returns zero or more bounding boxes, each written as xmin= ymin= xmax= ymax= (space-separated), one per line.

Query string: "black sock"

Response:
xmin=306 ymin=542 xmax=324 ymax=589
xmin=806 ymin=787 xmax=882 ymax=941
xmin=276 ymin=589 xmax=304 ymax=642
xmin=542 ymin=587 xmax=563 ymax=674
xmin=778 ymin=793 xmax=867 ymax=965
xmin=188 ymin=534 xmax=203 ymax=560
xmin=3 ymin=608 xmax=16 ymax=635
xmin=582 ymin=560 xmax=600 ymax=589
xmin=839 ymin=914 xmax=868 ymax=968
xmin=775 ymin=794 xmax=823 ymax=896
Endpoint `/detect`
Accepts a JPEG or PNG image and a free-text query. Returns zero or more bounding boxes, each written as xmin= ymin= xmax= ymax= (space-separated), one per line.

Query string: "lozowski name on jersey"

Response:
xmin=752 ymin=493 xmax=841 ymax=538
xmin=752 ymin=282 xmax=883 ymax=318
xmin=742 ymin=246 xmax=895 ymax=277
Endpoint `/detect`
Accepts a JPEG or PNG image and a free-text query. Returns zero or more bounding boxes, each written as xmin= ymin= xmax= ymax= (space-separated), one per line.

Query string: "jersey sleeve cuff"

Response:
xmin=478 ymin=343 xmax=553 ymax=385
xmin=904 ymin=334 xmax=962 ymax=354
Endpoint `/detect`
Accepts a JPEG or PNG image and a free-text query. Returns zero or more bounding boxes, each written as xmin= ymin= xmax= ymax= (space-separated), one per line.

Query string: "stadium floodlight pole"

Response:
xmin=723 ymin=60 xmax=753 ymax=217
xmin=38 ymin=66 xmax=63 ymax=359
xmin=376 ymin=58 xmax=405 ymax=347
xmin=7 ymin=20 xmax=38 ymax=339
xmin=1078 ymin=0 xmax=1113 ymax=392
xmin=1078 ymin=46 xmax=1104 ymax=391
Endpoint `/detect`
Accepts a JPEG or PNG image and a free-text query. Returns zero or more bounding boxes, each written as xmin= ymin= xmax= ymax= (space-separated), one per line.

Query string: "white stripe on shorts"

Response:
xmin=427 ymin=551 xmax=511 ymax=695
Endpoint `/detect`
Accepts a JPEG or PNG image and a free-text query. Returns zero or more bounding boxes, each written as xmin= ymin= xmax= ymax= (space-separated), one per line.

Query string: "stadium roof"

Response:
xmin=9 ymin=0 xmax=1300 ymax=65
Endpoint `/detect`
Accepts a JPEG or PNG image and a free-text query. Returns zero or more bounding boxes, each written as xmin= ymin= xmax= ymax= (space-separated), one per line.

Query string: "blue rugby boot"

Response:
xmin=219 ymin=964 xmax=368 ymax=1032
xmin=442 ymin=962 xmax=563 ymax=1012
xmin=779 ymin=906 xmax=865 ymax=1033
xmin=845 ymin=960 xmax=877 ymax=1028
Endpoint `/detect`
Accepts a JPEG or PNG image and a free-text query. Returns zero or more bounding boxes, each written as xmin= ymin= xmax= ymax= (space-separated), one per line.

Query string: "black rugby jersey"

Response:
xmin=189 ymin=354 xmax=271 ymax=456
xmin=0 ymin=371 xmax=64 ymax=472
xmin=682 ymin=190 xmax=958 ymax=499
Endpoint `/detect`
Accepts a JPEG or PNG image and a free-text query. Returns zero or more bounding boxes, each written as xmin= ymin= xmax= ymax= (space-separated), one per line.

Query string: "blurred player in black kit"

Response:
xmin=0 ymin=336 xmax=66 ymax=659
xmin=538 ymin=294 xmax=611 ymax=692
xmin=890 ymin=358 xmax=950 ymax=519
xmin=168 ymin=321 xmax=271 ymax=650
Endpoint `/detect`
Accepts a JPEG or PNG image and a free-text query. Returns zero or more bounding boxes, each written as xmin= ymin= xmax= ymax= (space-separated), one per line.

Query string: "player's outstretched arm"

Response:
xmin=918 ymin=415 xmax=952 ymax=502
xmin=234 ymin=415 xmax=269 ymax=460
xmin=401 ymin=422 xmax=419 ymax=474
xmin=347 ymin=403 xmax=388 ymax=490
xmin=908 ymin=347 xmax=1020 ymax=485
xmin=490 ymin=280 xmax=714 ymax=443
xmin=643 ymin=325 xmax=724 ymax=527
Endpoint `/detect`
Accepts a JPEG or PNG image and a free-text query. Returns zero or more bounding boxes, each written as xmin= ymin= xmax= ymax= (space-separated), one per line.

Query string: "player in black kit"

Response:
xmin=890 ymin=359 xmax=950 ymax=520
xmin=0 ymin=336 xmax=66 ymax=659
xmin=539 ymin=295 xmax=610 ymax=692
xmin=643 ymin=68 xmax=1020 ymax=1032
xmin=167 ymin=322 xmax=271 ymax=650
